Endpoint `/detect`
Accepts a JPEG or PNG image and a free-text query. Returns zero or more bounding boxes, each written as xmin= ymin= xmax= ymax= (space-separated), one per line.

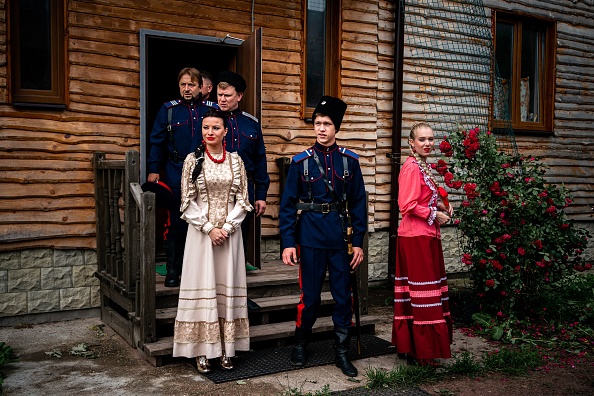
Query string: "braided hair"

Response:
xmin=409 ymin=122 xmax=438 ymax=187
xmin=191 ymin=143 xmax=205 ymax=183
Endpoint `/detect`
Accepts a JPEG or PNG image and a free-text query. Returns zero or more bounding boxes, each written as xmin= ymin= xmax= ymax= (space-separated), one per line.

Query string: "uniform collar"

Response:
xmin=221 ymin=107 xmax=242 ymax=117
xmin=314 ymin=142 xmax=338 ymax=153
xmin=180 ymin=97 xmax=200 ymax=106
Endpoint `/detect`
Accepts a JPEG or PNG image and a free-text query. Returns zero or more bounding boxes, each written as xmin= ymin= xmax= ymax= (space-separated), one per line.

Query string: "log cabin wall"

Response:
xmin=0 ymin=0 xmax=396 ymax=318
xmin=400 ymin=0 xmax=594 ymax=268
xmin=0 ymin=0 xmax=592 ymax=318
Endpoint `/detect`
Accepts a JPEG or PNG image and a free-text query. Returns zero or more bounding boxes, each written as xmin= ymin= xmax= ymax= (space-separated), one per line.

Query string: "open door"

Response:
xmin=237 ymin=28 xmax=263 ymax=268
xmin=140 ymin=28 xmax=264 ymax=267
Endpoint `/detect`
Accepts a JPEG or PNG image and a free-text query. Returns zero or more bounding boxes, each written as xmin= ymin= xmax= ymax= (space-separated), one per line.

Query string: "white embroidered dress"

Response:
xmin=173 ymin=150 xmax=253 ymax=359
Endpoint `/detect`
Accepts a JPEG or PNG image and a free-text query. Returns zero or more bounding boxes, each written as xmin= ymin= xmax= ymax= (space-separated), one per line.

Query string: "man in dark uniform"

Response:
xmin=279 ymin=96 xmax=366 ymax=377
xmin=147 ymin=67 xmax=217 ymax=287
xmin=216 ymin=71 xmax=270 ymax=311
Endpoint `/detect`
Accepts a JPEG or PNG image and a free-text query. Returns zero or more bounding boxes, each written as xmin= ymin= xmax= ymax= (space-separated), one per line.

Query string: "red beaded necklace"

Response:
xmin=205 ymin=146 xmax=226 ymax=164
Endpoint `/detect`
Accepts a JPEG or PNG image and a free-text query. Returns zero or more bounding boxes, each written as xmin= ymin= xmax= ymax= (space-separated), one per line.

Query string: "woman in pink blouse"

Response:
xmin=391 ymin=122 xmax=454 ymax=366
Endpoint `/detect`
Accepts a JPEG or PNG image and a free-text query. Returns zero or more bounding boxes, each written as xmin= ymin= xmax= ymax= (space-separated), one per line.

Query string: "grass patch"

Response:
xmin=444 ymin=351 xmax=483 ymax=377
xmin=279 ymin=384 xmax=331 ymax=396
xmin=483 ymin=346 xmax=543 ymax=376
xmin=364 ymin=346 xmax=544 ymax=390
xmin=365 ymin=364 xmax=442 ymax=389
xmin=0 ymin=342 xmax=17 ymax=386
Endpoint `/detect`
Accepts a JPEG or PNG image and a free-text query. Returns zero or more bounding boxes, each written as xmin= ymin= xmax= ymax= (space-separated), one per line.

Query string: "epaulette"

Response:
xmin=165 ymin=99 xmax=180 ymax=108
xmin=203 ymin=100 xmax=219 ymax=109
xmin=339 ymin=147 xmax=359 ymax=160
xmin=293 ymin=148 xmax=313 ymax=163
xmin=241 ymin=111 xmax=259 ymax=123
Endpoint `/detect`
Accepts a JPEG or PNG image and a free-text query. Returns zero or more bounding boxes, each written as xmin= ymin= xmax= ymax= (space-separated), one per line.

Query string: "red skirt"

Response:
xmin=391 ymin=235 xmax=452 ymax=359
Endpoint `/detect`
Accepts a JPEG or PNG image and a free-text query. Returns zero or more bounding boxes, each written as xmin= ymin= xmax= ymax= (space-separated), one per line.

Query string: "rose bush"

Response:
xmin=437 ymin=127 xmax=590 ymax=318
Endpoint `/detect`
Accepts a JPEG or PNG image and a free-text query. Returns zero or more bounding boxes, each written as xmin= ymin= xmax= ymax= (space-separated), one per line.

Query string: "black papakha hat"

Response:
xmin=217 ymin=71 xmax=247 ymax=93
xmin=141 ymin=180 xmax=175 ymax=210
xmin=312 ymin=96 xmax=347 ymax=132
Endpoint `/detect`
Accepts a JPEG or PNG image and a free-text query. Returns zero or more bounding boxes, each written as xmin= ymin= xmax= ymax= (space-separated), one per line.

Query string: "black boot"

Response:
xmin=247 ymin=298 xmax=261 ymax=312
xmin=290 ymin=327 xmax=311 ymax=366
xmin=334 ymin=326 xmax=358 ymax=377
xmin=164 ymin=238 xmax=180 ymax=287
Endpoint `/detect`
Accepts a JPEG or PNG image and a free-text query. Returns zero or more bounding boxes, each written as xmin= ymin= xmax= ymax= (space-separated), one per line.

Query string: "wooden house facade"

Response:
xmin=0 ymin=0 xmax=592 ymax=323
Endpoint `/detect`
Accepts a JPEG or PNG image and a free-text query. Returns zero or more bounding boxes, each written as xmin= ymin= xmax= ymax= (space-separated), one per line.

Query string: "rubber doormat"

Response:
xmin=203 ymin=334 xmax=394 ymax=384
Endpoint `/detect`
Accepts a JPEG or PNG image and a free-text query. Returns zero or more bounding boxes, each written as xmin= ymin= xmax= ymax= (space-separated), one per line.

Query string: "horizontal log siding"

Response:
xmin=0 ymin=0 xmax=393 ymax=249
xmin=401 ymin=0 xmax=594 ymax=223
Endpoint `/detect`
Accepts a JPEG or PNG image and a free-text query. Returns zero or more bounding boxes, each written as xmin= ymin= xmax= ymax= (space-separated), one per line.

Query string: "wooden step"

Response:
xmin=143 ymin=314 xmax=381 ymax=358
xmin=155 ymin=292 xmax=335 ymax=324
xmin=154 ymin=260 xmax=330 ymax=308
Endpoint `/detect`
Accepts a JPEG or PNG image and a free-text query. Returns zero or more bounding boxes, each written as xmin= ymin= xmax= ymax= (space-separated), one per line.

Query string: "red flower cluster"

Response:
xmin=517 ymin=247 xmax=526 ymax=256
xmin=434 ymin=159 xmax=449 ymax=175
xmin=462 ymin=128 xmax=480 ymax=158
xmin=486 ymin=279 xmax=495 ymax=288
xmin=490 ymin=260 xmax=503 ymax=271
xmin=461 ymin=253 xmax=473 ymax=265
xmin=463 ymin=183 xmax=479 ymax=200
xmin=545 ymin=206 xmax=557 ymax=216
xmin=439 ymin=139 xmax=454 ymax=157
xmin=489 ymin=181 xmax=507 ymax=197
xmin=533 ymin=240 xmax=543 ymax=250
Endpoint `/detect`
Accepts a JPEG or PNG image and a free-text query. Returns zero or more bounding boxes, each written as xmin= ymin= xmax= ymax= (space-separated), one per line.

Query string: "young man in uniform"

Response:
xmin=147 ymin=68 xmax=216 ymax=287
xmin=216 ymin=71 xmax=270 ymax=311
xmin=279 ymin=96 xmax=367 ymax=377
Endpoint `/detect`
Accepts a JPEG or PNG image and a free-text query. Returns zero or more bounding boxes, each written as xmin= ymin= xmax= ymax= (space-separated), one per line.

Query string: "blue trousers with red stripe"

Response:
xmin=296 ymin=246 xmax=353 ymax=330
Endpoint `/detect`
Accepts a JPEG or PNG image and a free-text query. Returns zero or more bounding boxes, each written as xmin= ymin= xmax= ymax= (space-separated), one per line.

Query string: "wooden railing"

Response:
xmin=93 ymin=150 xmax=156 ymax=347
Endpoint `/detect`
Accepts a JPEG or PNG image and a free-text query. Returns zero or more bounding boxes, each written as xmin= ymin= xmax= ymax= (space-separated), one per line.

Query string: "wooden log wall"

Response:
xmin=0 ymin=0 xmax=396 ymax=250
xmin=401 ymin=0 xmax=594 ymax=222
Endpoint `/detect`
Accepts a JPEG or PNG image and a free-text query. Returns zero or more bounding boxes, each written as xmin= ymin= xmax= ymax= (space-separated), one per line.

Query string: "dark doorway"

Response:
xmin=145 ymin=36 xmax=237 ymax=159
xmin=139 ymin=29 xmax=263 ymax=267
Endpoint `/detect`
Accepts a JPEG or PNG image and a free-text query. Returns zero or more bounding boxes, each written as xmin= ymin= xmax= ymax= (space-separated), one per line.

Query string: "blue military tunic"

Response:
xmin=148 ymin=99 xmax=218 ymax=189
xmin=147 ymin=98 xmax=217 ymax=241
xmin=279 ymin=141 xmax=367 ymax=329
xmin=279 ymin=141 xmax=366 ymax=250
xmin=222 ymin=107 xmax=270 ymax=203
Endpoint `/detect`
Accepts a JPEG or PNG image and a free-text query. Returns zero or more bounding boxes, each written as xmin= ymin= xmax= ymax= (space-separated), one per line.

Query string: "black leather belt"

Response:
xmin=296 ymin=202 xmax=341 ymax=213
xmin=169 ymin=153 xmax=185 ymax=163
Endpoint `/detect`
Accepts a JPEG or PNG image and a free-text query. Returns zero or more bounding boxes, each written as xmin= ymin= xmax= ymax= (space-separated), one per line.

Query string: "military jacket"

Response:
xmin=279 ymin=142 xmax=367 ymax=250
xmin=222 ymin=107 xmax=270 ymax=203
xmin=148 ymin=99 xmax=217 ymax=188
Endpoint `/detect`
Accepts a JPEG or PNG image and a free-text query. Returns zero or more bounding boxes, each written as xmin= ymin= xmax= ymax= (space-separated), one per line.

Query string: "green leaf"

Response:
xmin=491 ymin=326 xmax=504 ymax=341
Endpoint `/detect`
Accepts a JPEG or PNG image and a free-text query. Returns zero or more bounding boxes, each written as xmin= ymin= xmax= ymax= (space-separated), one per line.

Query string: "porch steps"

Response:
xmin=143 ymin=314 xmax=382 ymax=360
xmin=137 ymin=259 xmax=376 ymax=366
xmin=155 ymin=291 xmax=336 ymax=325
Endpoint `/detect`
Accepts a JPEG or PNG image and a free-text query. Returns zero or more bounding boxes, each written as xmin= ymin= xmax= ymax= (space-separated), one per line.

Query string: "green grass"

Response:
xmin=365 ymin=364 xmax=442 ymax=389
xmin=483 ymin=346 xmax=543 ymax=376
xmin=364 ymin=346 xmax=544 ymax=390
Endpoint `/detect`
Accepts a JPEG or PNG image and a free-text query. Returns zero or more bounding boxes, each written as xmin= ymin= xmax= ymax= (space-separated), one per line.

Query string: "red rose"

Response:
xmin=486 ymin=279 xmax=495 ymax=288
xmin=517 ymin=247 xmax=526 ymax=256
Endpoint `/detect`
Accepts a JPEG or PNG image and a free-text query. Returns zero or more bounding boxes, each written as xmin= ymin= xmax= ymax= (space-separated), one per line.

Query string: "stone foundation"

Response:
xmin=1 ymin=224 xmax=590 ymax=318
xmin=0 ymin=249 xmax=99 ymax=318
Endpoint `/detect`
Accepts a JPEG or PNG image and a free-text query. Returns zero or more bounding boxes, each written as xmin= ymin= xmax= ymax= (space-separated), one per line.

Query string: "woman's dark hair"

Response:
xmin=191 ymin=143 xmax=205 ymax=183
xmin=202 ymin=108 xmax=226 ymax=121
xmin=191 ymin=109 xmax=227 ymax=183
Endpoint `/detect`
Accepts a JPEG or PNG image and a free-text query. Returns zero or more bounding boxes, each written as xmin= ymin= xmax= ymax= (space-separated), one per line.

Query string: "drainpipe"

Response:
xmin=388 ymin=0 xmax=406 ymax=283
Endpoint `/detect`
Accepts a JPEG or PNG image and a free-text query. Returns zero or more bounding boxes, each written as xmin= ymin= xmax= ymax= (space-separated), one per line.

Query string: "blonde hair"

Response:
xmin=409 ymin=122 xmax=438 ymax=187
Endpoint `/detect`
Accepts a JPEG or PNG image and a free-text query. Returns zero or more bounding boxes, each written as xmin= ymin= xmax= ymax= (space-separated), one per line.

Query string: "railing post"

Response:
xmin=124 ymin=151 xmax=140 ymax=294
xmin=137 ymin=184 xmax=157 ymax=344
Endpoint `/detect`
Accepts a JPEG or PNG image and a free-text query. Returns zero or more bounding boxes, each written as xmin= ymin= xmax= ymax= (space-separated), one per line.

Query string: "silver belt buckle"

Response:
xmin=321 ymin=203 xmax=330 ymax=214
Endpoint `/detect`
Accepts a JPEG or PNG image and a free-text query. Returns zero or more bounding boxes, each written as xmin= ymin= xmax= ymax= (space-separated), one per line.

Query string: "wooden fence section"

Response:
xmin=93 ymin=150 xmax=156 ymax=347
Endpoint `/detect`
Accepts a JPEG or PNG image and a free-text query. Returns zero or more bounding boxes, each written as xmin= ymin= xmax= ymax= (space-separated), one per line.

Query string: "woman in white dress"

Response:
xmin=172 ymin=109 xmax=253 ymax=373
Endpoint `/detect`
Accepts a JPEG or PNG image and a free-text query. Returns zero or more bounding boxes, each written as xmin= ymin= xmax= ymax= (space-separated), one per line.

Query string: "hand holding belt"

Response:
xmin=295 ymin=202 xmax=341 ymax=213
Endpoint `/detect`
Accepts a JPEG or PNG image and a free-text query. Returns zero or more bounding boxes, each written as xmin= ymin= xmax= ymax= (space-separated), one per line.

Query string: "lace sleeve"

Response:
xmin=224 ymin=153 xmax=253 ymax=233
xmin=180 ymin=153 xmax=197 ymax=213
